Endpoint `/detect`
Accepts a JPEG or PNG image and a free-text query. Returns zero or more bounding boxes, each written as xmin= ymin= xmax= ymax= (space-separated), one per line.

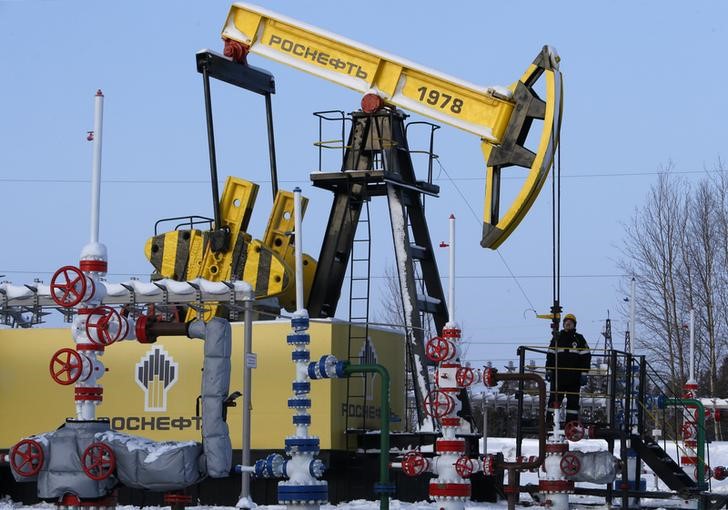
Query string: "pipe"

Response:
xmin=89 ymin=90 xmax=104 ymax=244
xmin=448 ymin=214 xmax=455 ymax=324
xmin=343 ymin=363 xmax=392 ymax=510
xmin=239 ymin=295 xmax=254 ymax=507
xmin=293 ymin=187 xmax=304 ymax=312
xmin=665 ymin=398 xmax=706 ymax=490
xmin=689 ymin=309 xmax=695 ymax=383
xmin=264 ymin=93 xmax=279 ymax=200
xmin=629 ymin=278 xmax=635 ymax=355
xmin=491 ymin=372 xmax=546 ymax=471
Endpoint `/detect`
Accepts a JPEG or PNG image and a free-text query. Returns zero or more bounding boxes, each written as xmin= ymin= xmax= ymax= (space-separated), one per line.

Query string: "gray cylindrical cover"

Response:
xmin=566 ymin=450 xmax=620 ymax=484
xmin=95 ymin=430 xmax=205 ymax=491
xmin=33 ymin=420 xmax=116 ymax=499
xmin=188 ymin=318 xmax=232 ymax=477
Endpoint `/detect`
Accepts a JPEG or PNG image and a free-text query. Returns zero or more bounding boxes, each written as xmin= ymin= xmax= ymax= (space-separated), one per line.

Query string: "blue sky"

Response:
xmin=1 ymin=1 xmax=727 ymax=367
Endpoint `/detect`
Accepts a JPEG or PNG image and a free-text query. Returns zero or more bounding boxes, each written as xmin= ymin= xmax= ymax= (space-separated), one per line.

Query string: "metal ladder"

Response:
xmin=345 ymin=199 xmax=372 ymax=447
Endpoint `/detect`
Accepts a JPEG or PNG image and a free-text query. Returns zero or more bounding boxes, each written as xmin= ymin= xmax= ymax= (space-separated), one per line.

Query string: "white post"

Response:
xmin=238 ymin=291 xmax=254 ymax=509
xmin=629 ymin=277 xmax=636 ymax=355
xmin=293 ymin=187 xmax=304 ymax=312
xmin=448 ymin=214 xmax=455 ymax=324
xmin=90 ymin=90 xmax=104 ymax=244
xmin=689 ymin=308 xmax=695 ymax=383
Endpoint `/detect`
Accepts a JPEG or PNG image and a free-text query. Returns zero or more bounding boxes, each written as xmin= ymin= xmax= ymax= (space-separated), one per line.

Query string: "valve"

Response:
xmin=86 ymin=306 xmax=125 ymax=345
xmin=424 ymin=390 xmax=455 ymax=418
xmin=483 ymin=367 xmax=498 ymax=387
xmin=49 ymin=348 xmax=85 ymax=385
xmin=481 ymin=454 xmax=497 ymax=476
xmin=10 ymin=439 xmax=44 ymax=477
xmin=401 ymin=452 xmax=429 ymax=476
xmin=713 ymin=466 xmax=727 ymax=481
xmin=455 ymin=456 xmax=476 ymax=478
xmin=564 ymin=420 xmax=585 ymax=441
xmin=50 ymin=265 xmax=94 ymax=307
xmin=81 ymin=442 xmax=116 ymax=481
xmin=681 ymin=422 xmax=696 ymax=439
xmin=425 ymin=336 xmax=455 ymax=363
xmin=455 ymin=366 xmax=478 ymax=387
xmin=560 ymin=452 xmax=581 ymax=477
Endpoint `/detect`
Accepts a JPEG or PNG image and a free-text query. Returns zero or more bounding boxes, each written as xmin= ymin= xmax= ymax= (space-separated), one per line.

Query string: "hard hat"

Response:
xmin=563 ymin=313 xmax=577 ymax=324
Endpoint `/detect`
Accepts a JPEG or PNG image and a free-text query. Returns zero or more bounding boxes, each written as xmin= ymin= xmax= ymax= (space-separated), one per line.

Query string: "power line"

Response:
xmin=0 ymin=168 xmax=720 ymax=185
xmin=435 ymin=158 xmax=538 ymax=311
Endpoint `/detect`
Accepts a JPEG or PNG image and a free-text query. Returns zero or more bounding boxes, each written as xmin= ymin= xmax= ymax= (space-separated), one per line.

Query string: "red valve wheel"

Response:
xmin=564 ymin=420 xmax=585 ymax=441
xmin=482 ymin=454 xmax=496 ymax=476
xmin=10 ymin=439 xmax=44 ymax=477
xmin=560 ymin=452 xmax=581 ymax=477
xmin=425 ymin=336 xmax=453 ymax=363
xmin=49 ymin=348 xmax=84 ymax=385
xmin=81 ymin=442 xmax=115 ymax=481
xmin=681 ymin=422 xmax=696 ymax=439
xmin=455 ymin=456 xmax=475 ymax=478
xmin=85 ymin=306 xmax=123 ymax=345
xmin=714 ymin=466 xmax=727 ymax=481
xmin=51 ymin=266 xmax=91 ymax=307
xmin=424 ymin=390 xmax=454 ymax=418
xmin=456 ymin=367 xmax=476 ymax=387
xmin=401 ymin=452 xmax=428 ymax=477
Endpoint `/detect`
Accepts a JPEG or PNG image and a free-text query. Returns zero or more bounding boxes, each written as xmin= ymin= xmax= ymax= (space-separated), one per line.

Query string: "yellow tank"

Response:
xmin=0 ymin=321 xmax=405 ymax=451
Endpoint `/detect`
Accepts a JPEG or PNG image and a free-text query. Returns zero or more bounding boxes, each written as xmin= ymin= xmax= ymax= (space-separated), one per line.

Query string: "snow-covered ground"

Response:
xmin=4 ymin=438 xmax=728 ymax=510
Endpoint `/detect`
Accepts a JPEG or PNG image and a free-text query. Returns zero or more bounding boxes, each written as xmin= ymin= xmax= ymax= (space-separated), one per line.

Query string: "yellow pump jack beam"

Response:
xmin=221 ymin=3 xmax=563 ymax=249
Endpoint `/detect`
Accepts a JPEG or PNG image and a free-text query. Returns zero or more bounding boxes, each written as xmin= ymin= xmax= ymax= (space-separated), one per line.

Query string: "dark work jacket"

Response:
xmin=546 ymin=329 xmax=591 ymax=373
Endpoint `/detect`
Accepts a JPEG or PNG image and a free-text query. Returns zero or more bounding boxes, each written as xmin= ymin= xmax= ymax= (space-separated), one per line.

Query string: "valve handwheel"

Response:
xmin=86 ymin=306 xmax=123 ymax=345
xmin=82 ymin=443 xmax=115 ymax=481
xmin=455 ymin=456 xmax=475 ymax=478
xmin=564 ymin=420 xmax=585 ymax=441
xmin=49 ymin=348 xmax=83 ymax=385
xmin=425 ymin=336 xmax=453 ymax=363
xmin=560 ymin=452 xmax=581 ymax=477
xmin=50 ymin=266 xmax=89 ymax=307
xmin=681 ymin=422 xmax=696 ymax=439
xmin=10 ymin=439 xmax=44 ymax=477
xmin=424 ymin=390 xmax=454 ymax=418
xmin=401 ymin=452 xmax=428 ymax=477
xmin=456 ymin=367 xmax=476 ymax=387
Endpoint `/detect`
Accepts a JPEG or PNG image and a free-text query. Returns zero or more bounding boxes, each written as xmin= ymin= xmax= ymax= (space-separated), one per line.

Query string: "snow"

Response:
xmin=8 ymin=437 xmax=728 ymax=509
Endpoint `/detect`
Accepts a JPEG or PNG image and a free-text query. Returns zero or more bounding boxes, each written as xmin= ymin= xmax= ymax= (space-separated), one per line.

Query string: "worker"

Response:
xmin=545 ymin=313 xmax=591 ymax=425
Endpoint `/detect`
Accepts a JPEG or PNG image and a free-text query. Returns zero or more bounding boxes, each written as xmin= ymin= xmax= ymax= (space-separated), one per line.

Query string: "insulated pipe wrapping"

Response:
xmin=188 ymin=318 xmax=233 ymax=477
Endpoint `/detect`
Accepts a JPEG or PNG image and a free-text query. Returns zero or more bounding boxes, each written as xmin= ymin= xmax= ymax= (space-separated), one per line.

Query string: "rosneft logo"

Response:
xmin=359 ymin=338 xmax=378 ymax=401
xmin=135 ymin=346 xmax=179 ymax=412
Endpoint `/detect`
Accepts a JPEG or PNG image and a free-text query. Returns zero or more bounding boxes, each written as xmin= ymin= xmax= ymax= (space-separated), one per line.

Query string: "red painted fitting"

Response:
xmin=539 ymin=479 xmax=574 ymax=493
xmin=135 ymin=315 xmax=154 ymax=343
xmin=714 ymin=466 xmax=727 ymax=481
xmin=435 ymin=439 xmax=466 ymax=453
xmin=440 ymin=417 xmax=461 ymax=427
xmin=79 ymin=260 xmax=108 ymax=273
xmin=361 ymin=93 xmax=384 ymax=113
xmin=76 ymin=343 xmax=104 ymax=352
xmin=482 ymin=454 xmax=496 ymax=475
xmin=75 ymin=386 xmax=104 ymax=401
xmin=164 ymin=492 xmax=193 ymax=504
xmin=545 ymin=442 xmax=569 ymax=454
xmin=483 ymin=367 xmax=498 ymax=387
xmin=564 ymin=420 xmax=584 ymax=441
xmin=401 ymin=452 xmax=429 ymax=477
xmin=442 ymin=328 xmax=461 ymax=339
xmin=560 ymin=452 xmax=581 ymax=476
xmin=429 ymin=482 xmax=471 ymax=497
xmin=223 ymin=38 xmax=249 ymax=63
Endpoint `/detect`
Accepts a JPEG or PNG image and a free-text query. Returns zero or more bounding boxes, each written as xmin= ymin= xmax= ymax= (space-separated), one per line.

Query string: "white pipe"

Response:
xmin=293 ymin=187 xmax=304 ymax=312
xmin=629 ymin=277 xmax=635 ymax=355
xmin=689 ymin=308 xmax=695 ymax=382
xmin=448 ymin=214 xmax=455 ymax=324
xmin=90 ymin=90 xmax=104 ymax=244
xmin=239 ymin=294 xmax=254 ymax=507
